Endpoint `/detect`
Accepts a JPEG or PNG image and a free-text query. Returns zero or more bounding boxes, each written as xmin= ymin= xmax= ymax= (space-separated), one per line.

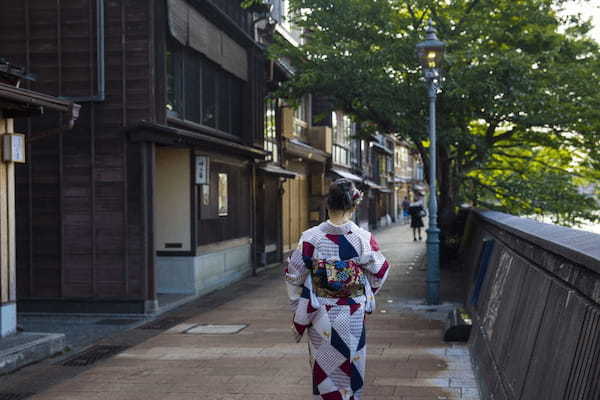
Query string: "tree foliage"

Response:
xmin=269 ymin=0 xmax=600 ymax=227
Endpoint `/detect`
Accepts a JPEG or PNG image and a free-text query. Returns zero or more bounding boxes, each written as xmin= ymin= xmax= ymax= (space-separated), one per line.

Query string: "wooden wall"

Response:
xmin=256 ymin=174 xmax=281 ymax=256
xmin=462 ymin=210 xmax=600 ymax=400
xmin=282 ymin=172 xmax=309 ymax=252
xmin=196 ymin=154 xmax=251 ymax=246
xmin=0 ymin=0 xmax=156 ymax=301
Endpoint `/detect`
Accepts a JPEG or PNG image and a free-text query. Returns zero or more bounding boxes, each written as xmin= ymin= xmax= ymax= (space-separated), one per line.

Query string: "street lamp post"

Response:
xmin=416 ymin=21 xmax=445 ymax=305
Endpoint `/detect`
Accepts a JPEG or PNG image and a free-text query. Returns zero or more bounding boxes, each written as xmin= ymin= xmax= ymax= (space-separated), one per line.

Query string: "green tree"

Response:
xmin=269 ymin=0 xmax=600 ymax=232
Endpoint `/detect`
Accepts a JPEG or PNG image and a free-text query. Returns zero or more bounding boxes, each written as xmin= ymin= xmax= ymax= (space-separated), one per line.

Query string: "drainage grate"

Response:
xmin=0 ymin=393 xmax=35 ymax=400
xmin=95 ymin=318 xmax=140 ymax=325
xmin=137 ymin=317 xmax=185 ymax=330
xmin=61 ymin=345 xmax=127 ymax=367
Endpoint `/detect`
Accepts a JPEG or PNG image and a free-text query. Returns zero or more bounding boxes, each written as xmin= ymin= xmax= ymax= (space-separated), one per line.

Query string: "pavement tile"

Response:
xmin=375 ymin=377 xmax=450 ymax=387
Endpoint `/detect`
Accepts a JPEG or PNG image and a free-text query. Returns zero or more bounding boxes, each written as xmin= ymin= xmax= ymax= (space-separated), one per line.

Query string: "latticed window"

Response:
xmin=379 ymin=155 xmax=387 ymax=185
xmin=166 ymin=39 xmax=244 ymax=137
xmin=350 ymin=138 xmax=361 ymax=169
xmin=293 ymin=95 xmax=310 ymax=139
xmin=333 ymin=112 xmax=352 ymax=166
xmin=264 ymin=98 xmax=278 ymax=163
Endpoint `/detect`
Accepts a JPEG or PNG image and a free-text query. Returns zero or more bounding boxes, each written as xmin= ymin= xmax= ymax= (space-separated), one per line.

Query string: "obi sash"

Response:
xmin=311 ymin=259 xmax=366 ymax=298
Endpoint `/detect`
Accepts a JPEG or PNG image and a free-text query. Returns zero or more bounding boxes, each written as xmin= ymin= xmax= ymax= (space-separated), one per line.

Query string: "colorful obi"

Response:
xmin=312 ymin=259 xmax=365 ymax=298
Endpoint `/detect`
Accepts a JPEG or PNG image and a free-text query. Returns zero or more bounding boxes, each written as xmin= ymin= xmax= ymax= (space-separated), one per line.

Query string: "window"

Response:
xmin=294 ymin=95 xmax=310 ymax=123
xmin=218 ymin=173 xmax=229 ymax=216
xmin=293 ymin=95 xmax=310 ymax=139
xmin=166 ymin=41 xmax=183 ymax=117
xmin=167 ymin=40 xmax=244 ymax=136
xmin=379 ymin=156 xmax=386 ymax=185
xmin=217 ymin=73 xmax=230 ymax=133
xmin=184 ymin=50 xmax=201 ymax=123
xmin=202 ymin=61 xmax=217 ymax=128
xmin=332 ymin=112 xmax=352 ymax=166
xmin=264 ymin=98 xmax=278 ymax=163
xmin=230 ymin=79 xmax=242 ymax=136
xmin=350 ymin=138 xmax=360 ymax=169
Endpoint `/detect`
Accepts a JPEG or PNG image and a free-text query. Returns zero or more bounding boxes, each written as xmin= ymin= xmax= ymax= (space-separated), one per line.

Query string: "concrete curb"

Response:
xmin=0 ymin=332 xmax=65 ymax=375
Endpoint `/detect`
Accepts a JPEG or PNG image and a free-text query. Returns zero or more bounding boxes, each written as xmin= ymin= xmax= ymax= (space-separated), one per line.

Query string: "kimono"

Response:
xmin=284 ymin=220 xmax=390 ymax=400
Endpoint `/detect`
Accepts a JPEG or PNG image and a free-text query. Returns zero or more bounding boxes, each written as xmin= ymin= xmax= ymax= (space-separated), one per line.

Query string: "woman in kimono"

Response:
xmin=284 ymin=178 xmax=390 ymax=400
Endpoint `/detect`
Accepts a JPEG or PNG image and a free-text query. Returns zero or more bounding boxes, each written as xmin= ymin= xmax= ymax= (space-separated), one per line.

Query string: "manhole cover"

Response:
xmin=0 ymin=394 xmax=35 ymax=400
xmin=95 ymin=319 xmax=140 ymax=325
xmin=61 ymin=345 xmax=127 ymax=367
xmin=183 ymin=324 xmax=248 ymax=335
xmin=137 ymin=317 xmax=185 ymax=330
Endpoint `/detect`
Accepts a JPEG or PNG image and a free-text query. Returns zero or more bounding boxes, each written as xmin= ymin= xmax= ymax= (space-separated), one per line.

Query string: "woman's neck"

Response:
xmin=328 ymin=211 xmax=351 ymax=226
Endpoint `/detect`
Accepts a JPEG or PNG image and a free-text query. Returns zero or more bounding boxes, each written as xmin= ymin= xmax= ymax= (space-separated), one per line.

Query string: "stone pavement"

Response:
xmin=0 ymin=223 xmax=480 ymax=400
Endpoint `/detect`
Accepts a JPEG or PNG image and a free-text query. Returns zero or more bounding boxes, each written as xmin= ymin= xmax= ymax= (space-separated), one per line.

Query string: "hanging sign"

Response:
xmin=3 ymin=133 xmax=26 ymax=163
xmin=195 ymin=156 xmax=209 ymax=184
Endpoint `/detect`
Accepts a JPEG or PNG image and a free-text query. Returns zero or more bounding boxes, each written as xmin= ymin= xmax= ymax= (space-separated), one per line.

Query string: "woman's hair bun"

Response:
xmin=327 ymin=178 xmax=363 ymax=211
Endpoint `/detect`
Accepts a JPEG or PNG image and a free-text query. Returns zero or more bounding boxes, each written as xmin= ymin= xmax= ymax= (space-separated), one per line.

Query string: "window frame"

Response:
xmin=332 ymin=112 xmax=352 ymax=166
xmin=166 ymin=39 xmax=245 ymax=138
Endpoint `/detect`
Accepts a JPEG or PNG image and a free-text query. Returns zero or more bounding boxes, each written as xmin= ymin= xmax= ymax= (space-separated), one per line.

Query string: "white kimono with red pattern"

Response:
xmin=284 ymin=220 xmax=390 ymax=400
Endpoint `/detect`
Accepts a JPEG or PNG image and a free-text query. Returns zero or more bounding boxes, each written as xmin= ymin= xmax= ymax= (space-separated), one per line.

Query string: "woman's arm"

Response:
xmin=284 ymin=233 xmax=314 ymax=308
xmin=361 ymin=234 xmax=390 ymax=295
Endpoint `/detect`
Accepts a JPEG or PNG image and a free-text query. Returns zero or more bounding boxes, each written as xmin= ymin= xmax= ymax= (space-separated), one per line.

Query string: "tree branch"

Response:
xmin=455 ymin=0 xmax=481 ymax=33
xmin=491 ymin=127 xmax=517 ymax=143
xmin=491 ymin=151 xmax=582 ymax=177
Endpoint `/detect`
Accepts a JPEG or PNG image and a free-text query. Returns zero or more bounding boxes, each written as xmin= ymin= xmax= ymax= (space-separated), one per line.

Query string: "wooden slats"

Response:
xmin=282 ymin=173 xmax=309 ymax=252
xmin=4 ymin=0 xmax=154 ymax=302
xmin=564 ymin=305 xmax=600 ymax=400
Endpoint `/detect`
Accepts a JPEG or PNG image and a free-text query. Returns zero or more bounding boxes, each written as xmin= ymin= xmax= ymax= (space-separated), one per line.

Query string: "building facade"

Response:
xmin=0 ymin=0 xmax=425 ymax=316
xmin=0 ymin=0 xmax=266 ymax=313
xmin=0 ymin=61 xmax=79 ymax=334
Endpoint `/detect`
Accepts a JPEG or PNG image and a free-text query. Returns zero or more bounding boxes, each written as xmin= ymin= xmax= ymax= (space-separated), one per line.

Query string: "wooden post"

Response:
xmin=0 ymin=117 xmax=17 ymax=337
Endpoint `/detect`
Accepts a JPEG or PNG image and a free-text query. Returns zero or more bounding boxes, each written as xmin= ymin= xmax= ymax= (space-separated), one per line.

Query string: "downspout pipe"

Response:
xmin=65 ymin=0 xmax=105 ymax=102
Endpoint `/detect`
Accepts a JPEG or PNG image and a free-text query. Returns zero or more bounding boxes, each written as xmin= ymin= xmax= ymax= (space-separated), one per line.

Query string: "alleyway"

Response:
xmin=1 ymin=223 xmax=479 ymax=400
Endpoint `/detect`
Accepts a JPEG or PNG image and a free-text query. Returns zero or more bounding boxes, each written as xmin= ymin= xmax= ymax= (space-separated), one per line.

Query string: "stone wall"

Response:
xmin=460 ymin=210 xmax=600 ymax=400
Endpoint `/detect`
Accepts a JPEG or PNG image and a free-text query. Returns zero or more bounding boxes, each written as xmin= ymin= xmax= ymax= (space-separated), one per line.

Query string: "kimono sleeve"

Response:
xmin=283 ymin=232 xmax=316 ymax=307
xmin=362 ymin=233 xmax=390 ymax=295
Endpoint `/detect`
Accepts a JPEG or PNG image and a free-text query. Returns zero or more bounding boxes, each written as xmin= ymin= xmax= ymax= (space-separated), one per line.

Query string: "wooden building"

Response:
xmin=369 ymin=134 xmax=394 ymax=228
xmin=0 ymin=0 xmax=266 ymax=313
xmin=256 ymin=4 xmax=331 ymax=256
xmin=280 ymin=96 xmax=330 ymax=253
xmin=0 ymin=61 xmax=79 ymax=334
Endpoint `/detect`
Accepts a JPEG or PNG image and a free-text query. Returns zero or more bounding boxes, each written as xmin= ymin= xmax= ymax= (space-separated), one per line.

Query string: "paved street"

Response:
xmin=1 ymin=223 xmax=479 ymax=400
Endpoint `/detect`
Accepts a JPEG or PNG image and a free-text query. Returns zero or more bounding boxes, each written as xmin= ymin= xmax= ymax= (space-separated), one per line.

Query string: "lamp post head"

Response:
xmin=416 ymin=21 xmax=446 ymax=79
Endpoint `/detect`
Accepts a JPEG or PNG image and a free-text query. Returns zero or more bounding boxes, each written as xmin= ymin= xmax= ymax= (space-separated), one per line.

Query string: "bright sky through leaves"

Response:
xmin=563 ymin=0 xmax=600 ymax=41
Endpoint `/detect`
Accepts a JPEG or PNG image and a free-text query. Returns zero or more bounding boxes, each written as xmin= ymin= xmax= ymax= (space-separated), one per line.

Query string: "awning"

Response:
xmin=167 ymin=0 xmax=248 ymax=81
xmin=360 ymin=179 xmax=392 ymax=193
xmin=371 ymin=142 xmax=393 ymax=155
xmin=284 ymin=138 xmax=329 ymax=163
xmin=275 ymin=58 xmax=295 ymax=78
xmin=362 ymin=180 xmax=384 ymax=190
xmin=329 ymin=168 xmax=362 ymax=183
xmin=0 ymin=82 xmax=80 ymax=127
xmin=125 ymin=121 xmax=267 ymax=159
xmin=394 ymin=176 xmax=411 ymax=184
xmin=258 ymin=163 xmax=297 ymax=179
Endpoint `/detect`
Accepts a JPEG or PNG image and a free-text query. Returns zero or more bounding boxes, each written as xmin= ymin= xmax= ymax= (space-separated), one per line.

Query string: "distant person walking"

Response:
xmin=408 ymin=194 xmax=425 ymax=241
xmin=284 ymin=179 xmax=390 ymax=400
xmin=401 ymin=196 xmax=411 ymax=224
